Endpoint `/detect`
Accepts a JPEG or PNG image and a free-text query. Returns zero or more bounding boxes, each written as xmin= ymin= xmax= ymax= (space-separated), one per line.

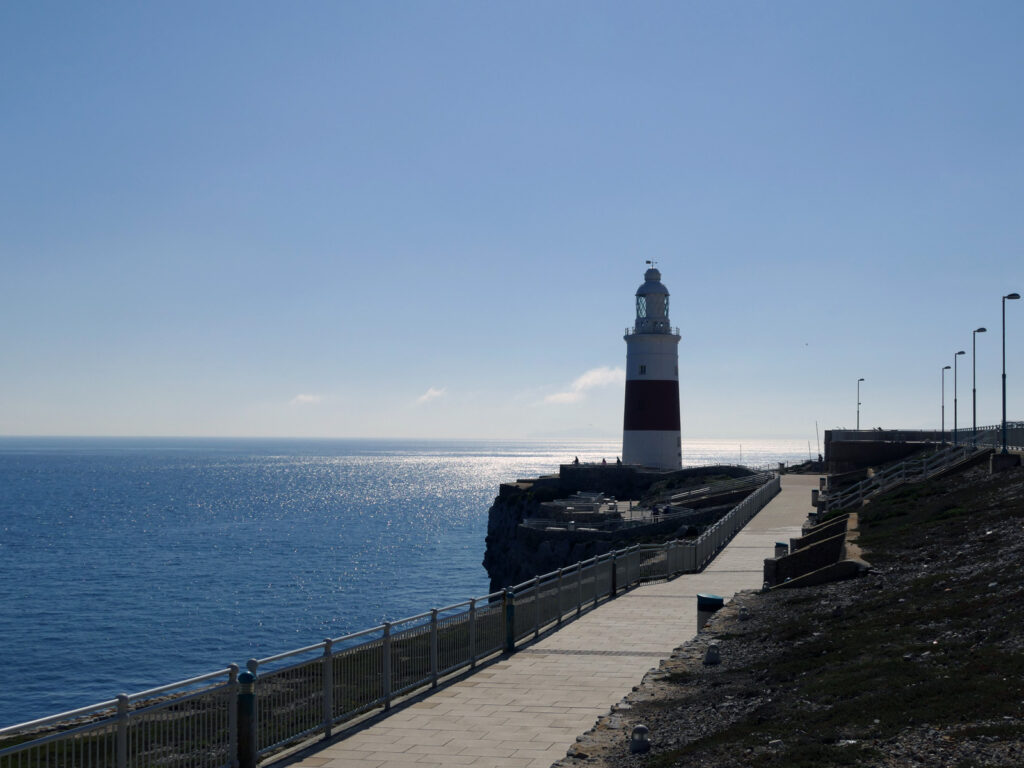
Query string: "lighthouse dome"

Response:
xmin=636 ymin=268 xmax=669 ymax=297
xmin=632 ymin=266 xmax=671 ymax=330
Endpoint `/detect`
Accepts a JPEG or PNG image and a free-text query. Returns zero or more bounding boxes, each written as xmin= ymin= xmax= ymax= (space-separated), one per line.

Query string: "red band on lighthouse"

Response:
xmin=623 ymin=380 xmax=681 ymax=431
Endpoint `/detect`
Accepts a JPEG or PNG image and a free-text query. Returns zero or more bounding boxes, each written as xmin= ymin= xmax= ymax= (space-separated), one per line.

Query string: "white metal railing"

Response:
xmin=821 ymin=444 xmax=987 ymax=511
xmin=0 ymin=668 xmax=238 ymax=768
xmin=827 ymin=424 xmax=1023 ymax=450
xmin=667 ymin=471 xmax=775 ymax=506
xmin=623 ymin=325 xmax=681 ymax=336
xmin=0 ymin=474 xmax=781 ymax=768
xmin=962 ymin=422 xmax=1024 ymax=452
xmin=519 ymin=507 xmax=695 ymax=531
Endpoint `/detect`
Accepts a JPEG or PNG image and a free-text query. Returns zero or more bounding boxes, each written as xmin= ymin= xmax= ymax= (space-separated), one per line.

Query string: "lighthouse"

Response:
xmin=622 ymin=266 xmax=682 ymax=469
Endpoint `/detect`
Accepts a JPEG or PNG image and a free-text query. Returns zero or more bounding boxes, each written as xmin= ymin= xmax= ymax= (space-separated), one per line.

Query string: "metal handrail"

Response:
xmin=520 ymin=507 xmax=695 ymax=530
xmin=668 ymin=471 xmax=774 ymax=504
xmin=822 ymin=444 xmax=985 ymax=511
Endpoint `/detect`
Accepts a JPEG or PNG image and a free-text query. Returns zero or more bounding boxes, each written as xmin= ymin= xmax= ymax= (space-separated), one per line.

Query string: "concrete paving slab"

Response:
xmin=282 ymin=475 xmax=818 ymax=768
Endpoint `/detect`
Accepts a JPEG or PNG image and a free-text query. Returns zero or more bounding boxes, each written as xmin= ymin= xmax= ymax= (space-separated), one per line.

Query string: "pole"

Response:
xmin=942 ymin=366 xmax=950 ymax=444
xmin=954 ymin=353 xmax=962 ymax=446
xmin=1001 ymin=294 xmax=1020 ymax=453
xmin=116 ymin=694 xmax=129 ymax=768
xmin=1004 ymin=296 xmax=1009 ymax=453
xmin=857 ymin=379 xmax=861 ymax=430
xmin=973 ymin=330 xmax=978 ymax=442
xmin=237 ymin=669 xmax=257 ymax=768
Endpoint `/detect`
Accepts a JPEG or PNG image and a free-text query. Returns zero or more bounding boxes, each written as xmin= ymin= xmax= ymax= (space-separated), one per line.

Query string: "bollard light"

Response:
xmin=703 ymin=643 xmax=721 ymax=666
xmin=738 ymin=605 xmax=751 ymax=621
xmin=238 ymin=670 xmax=255 ymax=694
xmin=630 ymin=724 xmax=651 ymax=754
xmin=237 ymin=669 xmax=258 ymax=768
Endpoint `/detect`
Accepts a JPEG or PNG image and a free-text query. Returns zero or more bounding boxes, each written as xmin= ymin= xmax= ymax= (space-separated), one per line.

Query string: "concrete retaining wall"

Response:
xmin=764 ymin=530 xmax=847 ymax=587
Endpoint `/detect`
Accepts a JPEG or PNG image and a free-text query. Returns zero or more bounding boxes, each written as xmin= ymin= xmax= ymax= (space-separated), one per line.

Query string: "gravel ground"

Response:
xmin=554 ymin=462 xmax=1024 ymax=768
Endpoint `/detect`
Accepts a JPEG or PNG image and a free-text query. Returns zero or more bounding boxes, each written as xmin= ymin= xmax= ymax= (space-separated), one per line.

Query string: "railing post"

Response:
xmin=322 ymin=639 xmax=334 ymax=738
xmin=115 ymin=693 xmax=129 ymax=768
xmin=504 ymin=589 xmax=516 ymax=653
xmin=469 ymin=598 xmax=477 ymax=668
xmin=228 ymin=664 xmax=239 ymax=768
xmin=576 ymin=562 xmax=583 ymax=616
xmin=237 ymin=666 xmax=257 ymax=768
xmin=533 ymin=576 xmax=541 ymax=638
xmin=430 ymin=608 xmax=439 ymax=688
xmin=610 ymin=552 xmax=618 ymax=597
xmin=556 ymin=569 xmax=564 ymax=625
xmin=593 ymin=559 xmax=600 ymax=608
xmin=382 ymin=623 xmax=393 ymax=710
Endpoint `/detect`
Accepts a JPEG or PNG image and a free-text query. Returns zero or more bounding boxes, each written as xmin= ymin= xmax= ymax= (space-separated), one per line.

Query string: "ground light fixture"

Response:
xmin=953 ymin=350 xmax=965 ymax=445
xmin=973 ymin=327 xmax=987 ymax=442
xmin=630 ymin=725 xmax=651 ymax=754
xmin=1003 ymin=293 xmax=1021 ymax=453
xmin=942 ymin=365 xmax=951 ymax=443
xmin=857 ymin=378 xmax=865 ymax=430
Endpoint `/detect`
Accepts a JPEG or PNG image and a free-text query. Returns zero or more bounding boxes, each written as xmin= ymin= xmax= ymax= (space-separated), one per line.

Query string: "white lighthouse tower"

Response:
xmin=622 ymin=265 xmax=682 ymax=469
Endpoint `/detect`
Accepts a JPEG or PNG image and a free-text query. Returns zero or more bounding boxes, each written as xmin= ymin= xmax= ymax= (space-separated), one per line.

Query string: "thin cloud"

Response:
xmin=544 ymin=366 xmax=624 ymax=404
xmin=289 ymin=394 xmax=323 ymax=406
xmin=416 ymin=386 xmax=447 ymax=405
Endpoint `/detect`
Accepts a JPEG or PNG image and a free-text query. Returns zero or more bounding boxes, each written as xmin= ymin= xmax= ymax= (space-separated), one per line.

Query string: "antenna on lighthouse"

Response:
xmin=645 ymin=259 xmax=658 ymax=268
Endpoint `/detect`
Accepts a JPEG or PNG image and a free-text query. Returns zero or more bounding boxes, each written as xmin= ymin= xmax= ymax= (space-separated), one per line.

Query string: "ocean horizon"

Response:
xmin=0 ymin=436 xmax=811 ymax=727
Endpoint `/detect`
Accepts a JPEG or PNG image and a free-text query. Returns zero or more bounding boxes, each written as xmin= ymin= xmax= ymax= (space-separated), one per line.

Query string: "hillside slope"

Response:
xmin=559 ymin=463 xmax=1024 ymax=768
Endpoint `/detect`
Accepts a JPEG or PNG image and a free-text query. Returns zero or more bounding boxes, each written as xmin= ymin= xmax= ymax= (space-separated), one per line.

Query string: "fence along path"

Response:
xmin=0 ymin=474 xmax=810 ymax=768
xmin=284 ymin=474 xmax=819 ymax=768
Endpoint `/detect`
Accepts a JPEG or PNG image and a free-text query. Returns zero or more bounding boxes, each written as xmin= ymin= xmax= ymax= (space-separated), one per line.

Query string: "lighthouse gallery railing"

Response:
xmin=0 ymin=474 xmax=780 ymax=768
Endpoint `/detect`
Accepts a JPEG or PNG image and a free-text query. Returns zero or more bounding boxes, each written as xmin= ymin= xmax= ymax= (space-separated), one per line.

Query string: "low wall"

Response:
xmin=791 ymin=515 xmax=849 ymax=551
xmin=764 ymin=530 xmax=847 ymax=587
xmin=826 ymin=439 xmax=936 ymax=474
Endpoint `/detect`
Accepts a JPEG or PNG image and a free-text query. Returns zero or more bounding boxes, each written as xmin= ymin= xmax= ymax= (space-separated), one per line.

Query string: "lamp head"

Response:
xmin=975 ymin=327 xmax=987 ymax=333
xmin=1006 ymin=293 xmax=1021 ymax=300
xmin=858 ymin=377 xmax=865 ymax=382
xmin=943 ymin=365 xmax=951 ymax=370
xmin=956 ymin=350 xmax=965 ymax=356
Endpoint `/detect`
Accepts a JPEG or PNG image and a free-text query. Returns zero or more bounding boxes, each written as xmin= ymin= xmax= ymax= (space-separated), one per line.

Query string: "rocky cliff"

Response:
xmin=481 ymin=464 xmax=755 ymax=593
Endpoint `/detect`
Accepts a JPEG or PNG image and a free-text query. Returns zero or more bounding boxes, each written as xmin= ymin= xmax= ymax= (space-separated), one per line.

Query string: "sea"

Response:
xmin=0 ymin=436 xmax=811 ymax=728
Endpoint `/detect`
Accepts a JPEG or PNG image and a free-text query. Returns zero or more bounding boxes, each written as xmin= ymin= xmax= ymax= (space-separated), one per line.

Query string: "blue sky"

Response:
xmin=2 ymin=1 xmax=1022 ymax=440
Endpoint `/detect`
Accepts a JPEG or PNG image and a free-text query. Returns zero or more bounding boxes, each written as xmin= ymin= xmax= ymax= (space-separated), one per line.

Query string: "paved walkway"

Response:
xmin=285 ymin=475 xmax=819 ymax=768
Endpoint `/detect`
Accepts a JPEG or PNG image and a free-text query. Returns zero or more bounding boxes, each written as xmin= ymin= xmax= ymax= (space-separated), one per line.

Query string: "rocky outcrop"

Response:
xmin=482 ymin=464 xmax=755 ymax=593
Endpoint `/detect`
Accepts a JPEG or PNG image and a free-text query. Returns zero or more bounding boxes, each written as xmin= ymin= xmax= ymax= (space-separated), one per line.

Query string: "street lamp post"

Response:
xmin=972 ymin=327 xmax=986 ymax=443
xmin=953 ymin=351 xmax=965 ymax=445
xmin=857 ymin=378 xmax=864 ymax=430
xmin=1003 ymin=293 xmax=1021 ymax=454
xmin=942 ymin=365 xmax=951 ymax=444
